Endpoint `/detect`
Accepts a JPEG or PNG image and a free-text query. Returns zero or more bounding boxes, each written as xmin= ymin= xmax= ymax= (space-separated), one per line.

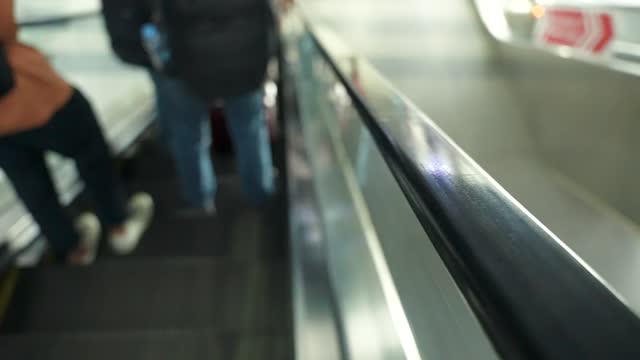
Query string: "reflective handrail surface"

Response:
xmin=299 ymin=7 xmax=640 ymax=359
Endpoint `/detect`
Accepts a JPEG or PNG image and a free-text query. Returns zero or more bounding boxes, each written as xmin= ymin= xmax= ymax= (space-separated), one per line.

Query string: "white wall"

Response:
xmin=15 ymin=0 xmax=100 ymax=23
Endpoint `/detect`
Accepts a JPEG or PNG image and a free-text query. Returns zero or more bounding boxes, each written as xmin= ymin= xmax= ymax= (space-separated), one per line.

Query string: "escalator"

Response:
xmin=280 ymin=5 xmax=640 ymax=359
xmin=0 ymin=140 xmax=292 ymax=359
xmin=0 ymin=5 xmax=292 ymax=357
xmin=2 ymin=2 xmax=640 ymax=360
xmin=300 ymin=0 xmax=640 ymax=314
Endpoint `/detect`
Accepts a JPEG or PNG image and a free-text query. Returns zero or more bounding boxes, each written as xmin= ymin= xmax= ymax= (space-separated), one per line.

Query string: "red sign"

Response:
xmin=592 ymin=14 xmax=614 ymax=53
xmin=537 ymin=8 xmax=614 ymax=55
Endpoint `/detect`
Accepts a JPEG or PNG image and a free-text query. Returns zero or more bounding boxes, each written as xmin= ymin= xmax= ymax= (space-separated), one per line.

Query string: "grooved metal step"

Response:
xmin=1 ymin=258 xmax=290 ymax=334
xmin=0 ymin=329 xmax=292 ymax=360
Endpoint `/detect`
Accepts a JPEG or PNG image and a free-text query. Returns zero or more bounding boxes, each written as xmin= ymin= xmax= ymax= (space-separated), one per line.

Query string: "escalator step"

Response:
xmin=1 ymin=258 xmax=290 ymax=334
xmin=0 ymin=330 xmax=292 ymax=359
xmin=119 ymin=141 xmax=288 ymax=261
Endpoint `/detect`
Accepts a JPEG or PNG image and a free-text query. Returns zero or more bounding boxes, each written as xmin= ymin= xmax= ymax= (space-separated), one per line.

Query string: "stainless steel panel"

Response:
xmin=285 ymin=12 xmax=499 ymax=360
xmin=299 ymin=0 xmax=640 ymax=314
xmin=287 ymin=21 xmax=410 ymax=359
xmin=284 ymin=37 xmax=343 ymax=360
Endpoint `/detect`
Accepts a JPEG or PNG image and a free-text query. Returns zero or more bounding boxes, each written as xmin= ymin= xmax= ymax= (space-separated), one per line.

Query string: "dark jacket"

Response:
xmin=102 ymin=0 xmax=274 ymax=100
xmin=162 ymin=0 xmax=275 ymax=99
xmin=101 ymin=0 xmax=153 ymax=68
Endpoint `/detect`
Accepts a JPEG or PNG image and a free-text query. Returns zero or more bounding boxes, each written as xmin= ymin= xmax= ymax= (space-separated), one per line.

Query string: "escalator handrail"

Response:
xmin=298 ymin=16 xmax=640 ymax=360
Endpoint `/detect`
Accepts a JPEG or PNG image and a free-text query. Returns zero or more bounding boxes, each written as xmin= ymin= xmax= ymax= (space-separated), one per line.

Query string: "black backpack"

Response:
xmin=0 ymin=45 xmax=14 ymax=98
xmin=160 ymin=0 xmax=275 ymax=99
xmin=101 ymin=0 xmax=153 ymax=68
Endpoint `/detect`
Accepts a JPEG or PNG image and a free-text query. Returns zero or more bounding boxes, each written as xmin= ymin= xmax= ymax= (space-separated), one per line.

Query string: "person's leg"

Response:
xmin=33 ymin=89 xmax=152 ymax=255
xmin=224 ymin=88 xmax=275 ymax=205
xmin=0 ymin=141 xmax=78 ymax=261
xmin=39 ymin=90 xmax=128 ymax=228
xmin=149 ymin=72 xmax=216 ymax=208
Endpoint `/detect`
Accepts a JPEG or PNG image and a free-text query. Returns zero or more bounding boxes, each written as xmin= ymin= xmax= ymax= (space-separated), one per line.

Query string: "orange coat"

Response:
xmin=0 ymin=0 xmax=72 ymax=136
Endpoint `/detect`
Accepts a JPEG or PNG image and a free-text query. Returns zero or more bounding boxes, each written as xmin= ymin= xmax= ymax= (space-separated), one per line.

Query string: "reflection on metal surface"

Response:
xmin=283 ymin=21 xmax=343 ymax=360
xmin=299 ymin=0 xmax=640 ymax=323
xmin=287 ymin=139 xmax=343 ymax=360
xmin=284 ymin=9 xmax=500 ymax=359
xmin=326 ymin=73 xmax=422 ymax=360
xmin=287 ymin=16 xmax=414 ymax=359
xmin=298 ymin=3 xmax=640 ymax=357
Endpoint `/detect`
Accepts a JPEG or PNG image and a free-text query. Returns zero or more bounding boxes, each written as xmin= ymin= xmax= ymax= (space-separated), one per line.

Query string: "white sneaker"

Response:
xmin=69 ymin=212 xmax=101 ymax=265
xmin=109 ymin=192 xmax=154 ymax=255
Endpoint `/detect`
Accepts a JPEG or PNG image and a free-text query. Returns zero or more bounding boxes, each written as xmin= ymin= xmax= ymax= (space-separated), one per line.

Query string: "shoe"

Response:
xmin=110 ymin=193 xmax=154 ymax=255
xmin=68 ymin=212 xmax=101 ymax=266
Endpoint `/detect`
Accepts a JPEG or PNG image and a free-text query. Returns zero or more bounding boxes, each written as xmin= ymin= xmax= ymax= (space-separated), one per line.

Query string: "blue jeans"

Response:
xmin=150 ymin=72 xmax=275 ymax=207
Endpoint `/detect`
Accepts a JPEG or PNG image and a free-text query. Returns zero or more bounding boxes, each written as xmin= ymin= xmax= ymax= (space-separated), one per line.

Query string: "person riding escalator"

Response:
xmin=0 ymin=0 xmax=153 ymax=265
xmin=102 ymin=0 xmax=277 ymax=216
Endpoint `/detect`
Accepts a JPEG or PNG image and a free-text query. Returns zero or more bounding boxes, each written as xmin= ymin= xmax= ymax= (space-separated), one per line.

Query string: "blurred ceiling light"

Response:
xmin=531 ymin=4 xmax=546 ymax=19
xmin=506 ymin=0 xmax=533 ymax=15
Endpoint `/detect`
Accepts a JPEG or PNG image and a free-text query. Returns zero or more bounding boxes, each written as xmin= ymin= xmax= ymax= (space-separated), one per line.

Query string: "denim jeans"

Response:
xmin=149 ymin=72 xmax=274 ymax=207
xmin=0 ymin=90 xmax=128 ymax=260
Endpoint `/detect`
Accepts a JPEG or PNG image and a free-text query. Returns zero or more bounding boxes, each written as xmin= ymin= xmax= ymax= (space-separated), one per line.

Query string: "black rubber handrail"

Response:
xmin=303 ymin=22 xmax=640 ymax=360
